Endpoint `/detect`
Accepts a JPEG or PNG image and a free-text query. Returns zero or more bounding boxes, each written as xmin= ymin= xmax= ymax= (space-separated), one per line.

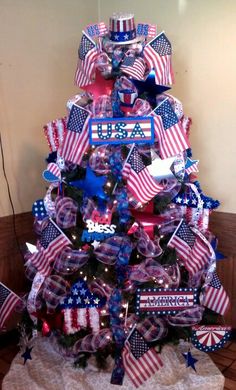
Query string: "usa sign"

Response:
xmin=89 ymin=116 xmax=154 ymax=145
xmin=136 ymin=287 xmax=198 ymax=315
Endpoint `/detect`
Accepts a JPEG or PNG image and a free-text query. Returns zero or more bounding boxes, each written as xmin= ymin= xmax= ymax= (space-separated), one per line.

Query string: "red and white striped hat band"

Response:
xmin=108 ymin=13 xmax=138 ymax=44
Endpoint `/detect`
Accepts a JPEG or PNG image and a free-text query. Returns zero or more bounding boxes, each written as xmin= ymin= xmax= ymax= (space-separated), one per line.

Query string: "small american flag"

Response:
xmin=152 ymin=98 xmax=190 ymax=159
xmin=120 ymin=55 xmax=146 ymax=80
xmin=0 ymin=283 xmax=21 ymax=330
xmin=143 ymin=31 xmax=174 ymax=85
xmin=122 ymin=146 xmax=163 ymax=204
xmin=86 ymin=22 xmax=108 ymax=37
xmin=60 ymin=104 xmax=91 ymax=165
xmin=136 ymin=23 xmax=157 ymax=38
xmin=168 ymin=219 xmax=211 ymax=275
xmin=29 ymin=219 xmax=71 ymax=276
xmin=122 ymin=328 xmax=163 ymax=388
xmin=202 ymin=273 xmax=230 ymax=316
xmin=75 ymin=32 xmax=98 ymax=87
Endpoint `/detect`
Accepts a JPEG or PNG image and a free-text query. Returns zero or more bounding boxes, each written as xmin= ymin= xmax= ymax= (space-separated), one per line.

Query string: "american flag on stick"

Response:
xmin=122 ymin=145 xmax=163 ymax=204
xmin=136 ymin=23 xmax=157 ymax=38
xmin=75 ymin=31 xmax=98 ymax=87
xmin=122 ymin=328 xmax=163 ymax=388
xmin=86 ymin=22 xmax=108 ymax=37
xmin=151 ymin=98 xmax=190 ymax=159
xmin=168 ymin=219 xmax=211 ymax=275
xmin=60 ymin=104 xmax=91 ymax=165
xmin=29 ymin=219 xmax=71 ymax=276
xmin=0 ymin=283 xmax=21 ymax=330
xmin=202 ymin=272 xmax=230 ymax=316
xmin=120 ymin=55 xmax=146 ymax=80
xmin=143 ymin=31 xmax=174 ymax=85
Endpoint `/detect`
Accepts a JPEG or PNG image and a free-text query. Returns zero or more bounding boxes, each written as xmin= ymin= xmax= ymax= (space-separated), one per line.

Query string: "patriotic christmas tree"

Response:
xmin=12 ymin=13 xmax=230 ymax=388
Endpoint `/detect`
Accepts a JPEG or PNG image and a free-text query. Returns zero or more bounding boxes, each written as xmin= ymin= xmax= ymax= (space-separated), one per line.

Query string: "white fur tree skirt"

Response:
xmin=3 ymin=336 xmax=224 ymax=390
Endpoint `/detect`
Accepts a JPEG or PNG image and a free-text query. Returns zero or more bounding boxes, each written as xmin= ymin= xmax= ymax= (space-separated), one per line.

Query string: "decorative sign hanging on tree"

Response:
xmin=191 ymin=325 xmax=231 ymax=352
xmin=136 ymin=288 xmax=198 ymax=315
xmin=81 ymin=219 xmax=117 ymax=243
xmin=89 ymin=116 xmax=154 ymax=145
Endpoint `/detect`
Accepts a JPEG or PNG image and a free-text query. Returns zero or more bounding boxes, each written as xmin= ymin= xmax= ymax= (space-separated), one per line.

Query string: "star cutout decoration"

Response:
xmin=185 ymin=157 xmax=199 ymax=173
xmin=147 ymin=150 xmax=176 ymax=182
xmin=69 ymin=166 xmax=107 ymax=200
xmin=91 ymin=240 xmax=100 ymax=249
xmin=182 ymin=350 xmax=198 ymax=371
xmin=131 ymin=70 xmax=171 ymax=107
xmin=21 ymin=346 xmax=33 ymax=365
xmin=82 ymin=69 xmax=114 ymax=99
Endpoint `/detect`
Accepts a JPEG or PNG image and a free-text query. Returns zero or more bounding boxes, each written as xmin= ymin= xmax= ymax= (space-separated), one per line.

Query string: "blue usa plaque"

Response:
xmin=89 ymin=116 xmax=154 ymax=145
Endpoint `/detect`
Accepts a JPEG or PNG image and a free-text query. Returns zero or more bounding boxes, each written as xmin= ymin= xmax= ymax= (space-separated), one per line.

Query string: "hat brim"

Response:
xmin=106 ymin=36 xmax=144 ymax=45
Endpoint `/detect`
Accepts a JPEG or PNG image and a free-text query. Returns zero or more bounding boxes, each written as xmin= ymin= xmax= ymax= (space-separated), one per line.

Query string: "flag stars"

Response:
xmin=80 ymin=288 xmax=87 ymax=296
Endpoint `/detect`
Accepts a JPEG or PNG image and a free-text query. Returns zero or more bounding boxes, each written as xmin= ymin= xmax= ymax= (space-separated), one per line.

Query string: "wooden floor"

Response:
xmin=0 ymin=338 xmax=236 ymax=389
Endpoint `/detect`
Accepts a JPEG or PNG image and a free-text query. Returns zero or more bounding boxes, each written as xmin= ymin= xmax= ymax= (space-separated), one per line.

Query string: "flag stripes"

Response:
xmin=0 ymin=283 xmax=21 ymax=329
xmin=122 ymin=329 xmax=163 ymax=388
xmin=202 ymin=273 xmax=230 ymax=316
xmin=151 ymin=99 xmax=190 ymax=159
xmin=122 ymin=146 xmax=163 ymax=204
xmin=143 ymin=32 xmax=174 ymax=85
xmin=29 ymin=220 xmax=71 ymax=276
xmin=168 ymin=219 xmax=211 ymax=276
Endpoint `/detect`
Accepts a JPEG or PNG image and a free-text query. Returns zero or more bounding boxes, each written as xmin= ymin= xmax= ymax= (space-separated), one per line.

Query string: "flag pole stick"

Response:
xmin=112 ymin=143 xmax=135 ymax=195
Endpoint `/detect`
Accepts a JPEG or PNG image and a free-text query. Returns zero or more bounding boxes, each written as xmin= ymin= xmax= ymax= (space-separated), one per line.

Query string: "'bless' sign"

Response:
xmin=89 ymin=116 xmax=154 ymax=145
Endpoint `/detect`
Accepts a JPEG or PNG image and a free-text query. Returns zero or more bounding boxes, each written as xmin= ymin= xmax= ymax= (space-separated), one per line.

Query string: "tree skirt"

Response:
xmin=3 ymin=336 xmax=224 ymax=390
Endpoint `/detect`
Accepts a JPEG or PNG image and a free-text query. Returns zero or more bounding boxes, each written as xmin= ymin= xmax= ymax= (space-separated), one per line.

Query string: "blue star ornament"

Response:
xmin=182 ymin=350 xmax=198 ymax=371
xmin=131 ymin=70 xmax=170 ymax=105
xmin=185 ymin=158 xmax=199 ymax=174
xmin=21 ymin=346 xmax=33 ymax=365
xmin=69 ymin=166 xmax=107 ymax=199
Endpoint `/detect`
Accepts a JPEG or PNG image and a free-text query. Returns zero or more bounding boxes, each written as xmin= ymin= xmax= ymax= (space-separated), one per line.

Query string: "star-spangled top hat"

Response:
xmin=108 ymin=13 xmax=142 ymax=45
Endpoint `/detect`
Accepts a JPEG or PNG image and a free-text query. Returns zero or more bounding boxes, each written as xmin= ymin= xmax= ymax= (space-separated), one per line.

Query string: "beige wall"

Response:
xmin=0 ymin=0 xmax=235 ymax=216
xmin=0 ymin=0 xmax=98 ymax=216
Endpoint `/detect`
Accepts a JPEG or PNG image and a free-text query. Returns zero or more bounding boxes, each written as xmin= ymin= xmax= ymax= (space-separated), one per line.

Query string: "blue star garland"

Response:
xmin=173 ymin=181 xmax=220 ymax=209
